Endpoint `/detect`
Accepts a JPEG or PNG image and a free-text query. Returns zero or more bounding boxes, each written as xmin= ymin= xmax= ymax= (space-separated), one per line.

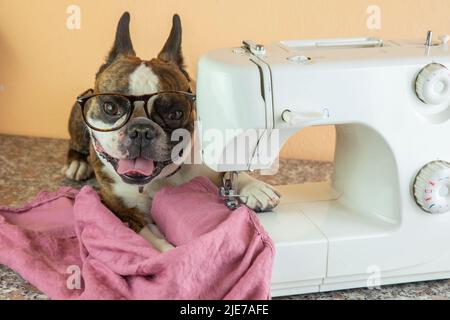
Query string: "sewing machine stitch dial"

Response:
xmin=414 ymin=161 xmax=450 ymax=214
xmin=415 ymin=63 xmax=450 ymax=105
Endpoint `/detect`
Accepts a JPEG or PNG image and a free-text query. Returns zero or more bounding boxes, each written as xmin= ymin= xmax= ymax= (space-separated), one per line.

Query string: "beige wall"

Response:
xmin=0 ymin=0 xmax=449 ymax=161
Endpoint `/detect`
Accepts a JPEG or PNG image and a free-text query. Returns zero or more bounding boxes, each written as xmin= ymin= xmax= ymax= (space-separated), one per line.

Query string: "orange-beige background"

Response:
xmin=1 ymin=0 xmax=449 ymax=161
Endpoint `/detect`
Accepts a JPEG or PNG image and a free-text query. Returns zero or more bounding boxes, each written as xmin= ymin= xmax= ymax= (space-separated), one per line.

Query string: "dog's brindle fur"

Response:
xmin=64 ymin=13 xmax=280 ymax=251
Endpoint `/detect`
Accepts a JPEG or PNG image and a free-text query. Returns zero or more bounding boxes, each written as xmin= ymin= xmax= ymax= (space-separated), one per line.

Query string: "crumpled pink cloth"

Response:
xmin=0 ymin=177 xmax=274 ymax=300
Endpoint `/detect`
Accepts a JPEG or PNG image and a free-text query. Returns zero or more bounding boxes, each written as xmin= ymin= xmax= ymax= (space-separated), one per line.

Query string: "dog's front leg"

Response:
xmin=62 ymin=148 xmax=93 ymax=181
xmin=62 ymin=101 xmax=93 ymax=181
xmin=139 ymin=225 xmax=174 ymax=252
xmin=237 ymin=173 xmax=281 ymax=212
xmin=194 ymin=165 xmax=281 ymax=212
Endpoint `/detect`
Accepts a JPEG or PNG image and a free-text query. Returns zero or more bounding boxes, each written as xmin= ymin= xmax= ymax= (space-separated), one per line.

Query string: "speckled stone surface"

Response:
xmin=1 ymin=134 xmax=450 ymax=300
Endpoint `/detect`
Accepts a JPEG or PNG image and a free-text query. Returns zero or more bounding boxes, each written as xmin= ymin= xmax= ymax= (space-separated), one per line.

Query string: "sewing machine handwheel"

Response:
xmin=415 ymin=63 xmax=450 ymax=105
xmin=413 ymin=161 xmax=450 ymax=214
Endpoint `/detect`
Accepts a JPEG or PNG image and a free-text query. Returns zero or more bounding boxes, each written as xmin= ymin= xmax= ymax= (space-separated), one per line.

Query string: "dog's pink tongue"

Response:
xmin=117 ymin=158 xmax=155 ymax=176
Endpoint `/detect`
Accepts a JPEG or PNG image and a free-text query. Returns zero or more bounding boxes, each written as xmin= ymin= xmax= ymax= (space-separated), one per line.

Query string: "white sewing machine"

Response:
xmin=196 ymin=32 xmax=450 ymax=297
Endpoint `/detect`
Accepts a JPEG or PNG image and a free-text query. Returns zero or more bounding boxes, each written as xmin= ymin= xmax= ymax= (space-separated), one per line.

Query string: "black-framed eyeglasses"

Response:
xmin=76 ymin=88 xmax=196 ymax=132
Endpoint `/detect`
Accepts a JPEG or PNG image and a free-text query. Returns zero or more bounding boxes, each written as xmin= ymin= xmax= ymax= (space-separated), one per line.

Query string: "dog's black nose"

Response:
xmin=127 ymin=119 xmax=157 ymax=144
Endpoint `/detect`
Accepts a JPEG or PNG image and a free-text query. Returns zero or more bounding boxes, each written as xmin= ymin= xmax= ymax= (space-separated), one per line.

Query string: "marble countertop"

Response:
xmin=1 ymin=134 xmax=450 ymax=300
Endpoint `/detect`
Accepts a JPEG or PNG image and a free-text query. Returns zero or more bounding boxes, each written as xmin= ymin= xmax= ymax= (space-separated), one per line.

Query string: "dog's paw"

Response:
xmin=239 ymin=181 xmax=281 ymax=212
xmin=139 ymin=226 xmax=174 ymax=252
xmin=61 ymin=159 xmax=92 ymax=181
xmin=155 ymin=239 xmax=175 ymax=253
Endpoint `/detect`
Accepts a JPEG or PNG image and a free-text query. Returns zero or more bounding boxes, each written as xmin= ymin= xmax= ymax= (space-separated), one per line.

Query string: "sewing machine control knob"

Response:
xmin=413 ymin=161 xmax=450 ymax=214
xmin=415 ymin=63 xmax=450 ymax=105
xmin=439 ymin=35 xmax=450 ymax=46
xmin=281 ymin=109 xmax=327 ymax=126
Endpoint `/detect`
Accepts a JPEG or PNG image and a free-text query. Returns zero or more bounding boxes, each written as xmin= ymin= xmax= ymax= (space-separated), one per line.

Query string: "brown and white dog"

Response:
xmin=62 ymin=12 xmax=280 ymax=251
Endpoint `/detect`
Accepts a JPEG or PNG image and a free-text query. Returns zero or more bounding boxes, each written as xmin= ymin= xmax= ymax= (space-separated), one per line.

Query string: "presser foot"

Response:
xmin=219 ymin=172 xmax=248 ymax=210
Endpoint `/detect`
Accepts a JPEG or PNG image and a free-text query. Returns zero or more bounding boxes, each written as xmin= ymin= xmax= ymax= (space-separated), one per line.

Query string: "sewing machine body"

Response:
xmin=196 ymin=36 xmax=450 ymax=296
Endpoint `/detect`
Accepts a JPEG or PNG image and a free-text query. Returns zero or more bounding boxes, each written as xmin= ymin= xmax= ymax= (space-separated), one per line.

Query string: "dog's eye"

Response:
xmin=167 ymin=111 xmax=183 ymax=120
xmin=103 ymin=102 xmax=120 ymax=116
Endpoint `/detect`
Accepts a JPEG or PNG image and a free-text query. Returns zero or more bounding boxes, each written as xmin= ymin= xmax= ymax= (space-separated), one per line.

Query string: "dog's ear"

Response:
xmin=97 ymin=12 xmax=135 ymax=77
xmin=158 ymin=14 xmax=189 ymax=79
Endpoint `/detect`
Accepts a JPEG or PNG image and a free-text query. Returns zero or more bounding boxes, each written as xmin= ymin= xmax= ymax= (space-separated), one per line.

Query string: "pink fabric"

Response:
xmin=0 ymin=177 xmax=274 ymax=300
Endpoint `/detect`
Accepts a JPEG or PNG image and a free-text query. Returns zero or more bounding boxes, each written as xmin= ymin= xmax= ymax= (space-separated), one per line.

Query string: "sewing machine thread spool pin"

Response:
xmin=425 ymin=30 xmax=434 ymax=47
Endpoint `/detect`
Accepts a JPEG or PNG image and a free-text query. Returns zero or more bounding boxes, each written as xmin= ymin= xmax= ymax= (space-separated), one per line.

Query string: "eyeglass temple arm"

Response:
xmin=77 ymin=88 xmax=95 ymax=102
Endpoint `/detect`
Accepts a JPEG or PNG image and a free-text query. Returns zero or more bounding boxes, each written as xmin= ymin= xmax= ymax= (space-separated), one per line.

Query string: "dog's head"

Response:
xmin=84 ymin=12 xmax=195 ymax=186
